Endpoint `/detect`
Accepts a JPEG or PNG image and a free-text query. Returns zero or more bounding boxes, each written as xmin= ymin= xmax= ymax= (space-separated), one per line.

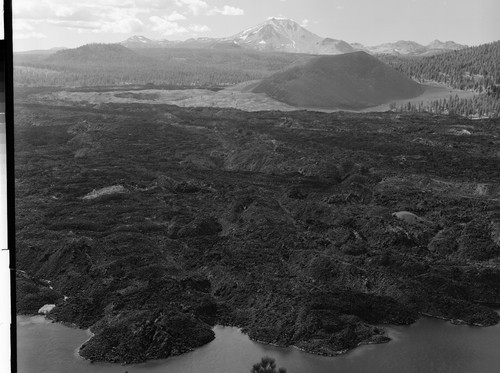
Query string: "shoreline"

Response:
xmin=17 ymin=311 xmax=500 ymax=366
xmin=418 ymin=312 xmax=497 ymax=327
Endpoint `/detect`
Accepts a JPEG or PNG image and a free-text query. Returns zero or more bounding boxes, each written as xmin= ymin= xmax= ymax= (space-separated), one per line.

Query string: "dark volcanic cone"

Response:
xmin=252 ymin=51 xmax=424 ymax=109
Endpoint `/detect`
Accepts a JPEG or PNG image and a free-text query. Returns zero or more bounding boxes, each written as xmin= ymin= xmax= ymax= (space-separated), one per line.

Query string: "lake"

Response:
xmin=17 ymin=314 xmax=500 ymax=373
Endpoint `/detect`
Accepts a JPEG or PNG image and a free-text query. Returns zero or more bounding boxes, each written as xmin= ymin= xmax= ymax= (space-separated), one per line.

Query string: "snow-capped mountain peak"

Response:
xmin=229 ymin=17 xmax=354 ymax=54
xmin=234 ymin=18 xmax=311 ymax=42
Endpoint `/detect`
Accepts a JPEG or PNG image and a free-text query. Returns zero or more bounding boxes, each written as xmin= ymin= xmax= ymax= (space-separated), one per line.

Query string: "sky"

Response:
xmin=11 ymin=0 xmax=500 ymax=52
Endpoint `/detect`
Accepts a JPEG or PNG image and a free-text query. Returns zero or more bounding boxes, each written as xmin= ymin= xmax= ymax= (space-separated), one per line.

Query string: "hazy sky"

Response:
xmin=13 ymin=0 xmax=500 ymax=51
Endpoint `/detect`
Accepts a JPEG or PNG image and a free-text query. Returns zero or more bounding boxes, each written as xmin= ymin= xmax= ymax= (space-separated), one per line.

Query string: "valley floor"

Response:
xmin=18 ymin=81 xmax=476 ymax=114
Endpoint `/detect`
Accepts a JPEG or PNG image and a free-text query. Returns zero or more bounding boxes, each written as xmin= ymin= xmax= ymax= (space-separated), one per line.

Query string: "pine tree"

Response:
xmin=250 ymin=357 xmax=287 ymax=373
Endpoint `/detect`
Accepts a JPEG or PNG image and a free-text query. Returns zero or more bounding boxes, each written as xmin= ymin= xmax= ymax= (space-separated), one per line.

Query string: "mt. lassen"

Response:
xmin=121 ymin=18 xmax=354 ymax=54
xmin=224 ymin=17 xmax=354 ymax=54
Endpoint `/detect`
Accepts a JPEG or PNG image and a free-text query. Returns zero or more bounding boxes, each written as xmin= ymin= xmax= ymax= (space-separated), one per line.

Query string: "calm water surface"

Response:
xmin=17 ymin=314 xmax=500 ymax=373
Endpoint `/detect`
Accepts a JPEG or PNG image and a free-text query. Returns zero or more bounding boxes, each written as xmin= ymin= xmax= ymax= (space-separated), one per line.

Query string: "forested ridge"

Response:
xmin=381 ymin=41 xmax=500 ymax=94
xmin=396 ymin=94 xmax=500 ymax=118
xmin=396 ymin=95 xmax=500 ymax=118
xmin=14 ymin=43 xmax=308 ymax=87
xmin=382 ymin=41 xmax=500 ymax=117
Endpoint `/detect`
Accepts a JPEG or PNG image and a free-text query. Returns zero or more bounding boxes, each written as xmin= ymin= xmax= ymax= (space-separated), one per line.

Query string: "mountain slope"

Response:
xmin=354 ymin=40 xmax=467 ymax=56
xmin=252 ymin=51 xmax=424 ymax=109
xmin=426 ymin=40 xmax=467 ymax=51
xmin=365 ymin=40 xmax=428 ymax=56
xmin=227 ymin=17 xmax=355 ymax=54
xmin=120 ymin=35 xmax=173 ymax=48
xmin=44 ymin=43 xmax=152 ymax=67
xmin=381 ymin=40 xmax=500 ymax=93
xmin=317 ymin=38 xmax=356 ymax=54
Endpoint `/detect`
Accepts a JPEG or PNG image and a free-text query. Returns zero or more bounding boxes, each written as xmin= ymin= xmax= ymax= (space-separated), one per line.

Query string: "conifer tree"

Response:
xmin=251 ymin=357 xmax=287 ymax=373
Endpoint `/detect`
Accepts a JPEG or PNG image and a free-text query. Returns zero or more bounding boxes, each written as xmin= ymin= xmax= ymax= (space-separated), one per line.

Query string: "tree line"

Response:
xmin=382 ymin=41 xmax=500 ymax=118
xmin=14 ymin=64 xmax=261 ymax=87
xmin=14 ymin=44 xmax=303 ymax=88
xmin=380 ymin=41 xmax=500 ymax=96
xmin=394 ymin=94 xmax=500 ymax=118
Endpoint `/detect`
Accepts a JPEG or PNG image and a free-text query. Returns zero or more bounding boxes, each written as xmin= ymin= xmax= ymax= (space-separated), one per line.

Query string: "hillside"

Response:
xmin=44 ymin=43 xmax=151 ymax=67
xmin=381 ymin=41 xmax=500 ymax=93
xmin=15 ymin=46 xmax=309 ymax=87
xmin=381 ymin=41 xmax=500 ymax=118
xmin=252 ymin=51 xmax=424 ymax=109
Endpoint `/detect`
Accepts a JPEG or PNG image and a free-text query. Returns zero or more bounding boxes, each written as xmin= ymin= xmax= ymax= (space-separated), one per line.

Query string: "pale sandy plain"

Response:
xmin=25 ymin=81 xmax=476 ymax=113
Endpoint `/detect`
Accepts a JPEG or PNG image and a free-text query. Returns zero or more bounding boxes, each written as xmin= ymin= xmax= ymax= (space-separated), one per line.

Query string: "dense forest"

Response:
xmin=381 ymin=41 xmax=500 ymax=95
xmin=382 ymin=41 xmax=500 ymax=117
xmin=395 ymin=94 xmax=500 ymax=118
xmin=14 ymin=44 xmax=308 ymax=87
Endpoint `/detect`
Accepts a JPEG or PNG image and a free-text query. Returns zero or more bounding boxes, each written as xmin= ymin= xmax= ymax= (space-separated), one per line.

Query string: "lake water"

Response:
xmin=17 ymin=314 xmax=500 ymax=373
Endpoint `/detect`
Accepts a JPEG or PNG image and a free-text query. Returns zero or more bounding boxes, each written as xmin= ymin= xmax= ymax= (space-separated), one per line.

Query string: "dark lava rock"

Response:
xmin=15 ymin=102 xmax=500 ymax=363
xmin=79 ymin=310 xmax=215 ymax=364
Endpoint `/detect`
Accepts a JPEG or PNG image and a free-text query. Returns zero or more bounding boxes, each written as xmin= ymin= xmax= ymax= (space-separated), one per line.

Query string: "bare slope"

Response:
xmin=252 ymin=51 xmax=424 ymax=109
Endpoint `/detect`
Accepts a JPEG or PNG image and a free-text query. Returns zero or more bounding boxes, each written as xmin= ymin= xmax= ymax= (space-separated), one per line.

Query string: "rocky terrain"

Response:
xmin=15 ymin=92 xmax=500 ymax=364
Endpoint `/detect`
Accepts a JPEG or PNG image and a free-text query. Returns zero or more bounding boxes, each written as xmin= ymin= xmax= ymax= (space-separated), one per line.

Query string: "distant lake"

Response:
xmin=17 ymin=314 xmax=500 ymax=373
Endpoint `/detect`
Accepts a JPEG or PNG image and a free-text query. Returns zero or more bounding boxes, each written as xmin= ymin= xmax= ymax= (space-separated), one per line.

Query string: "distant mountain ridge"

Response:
xmin=120 ymin=35 xmax=171 ymax=48
xmin=427 ymin=39 xmax=467 ymax=50
xmin=354 ymin=39 xmax=468 ymax=56
xmin=121 ymin=18 xmax=355 ymax=55
xmin=15 ymin=47 xmax=68 ymax=55
xmin=44 ymin=43 xmax=152 ymax=66
xmin=119 ymin=18 xmax=465 ymax=56
xmin=15 ymin=18 xmax=468 ymax=57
